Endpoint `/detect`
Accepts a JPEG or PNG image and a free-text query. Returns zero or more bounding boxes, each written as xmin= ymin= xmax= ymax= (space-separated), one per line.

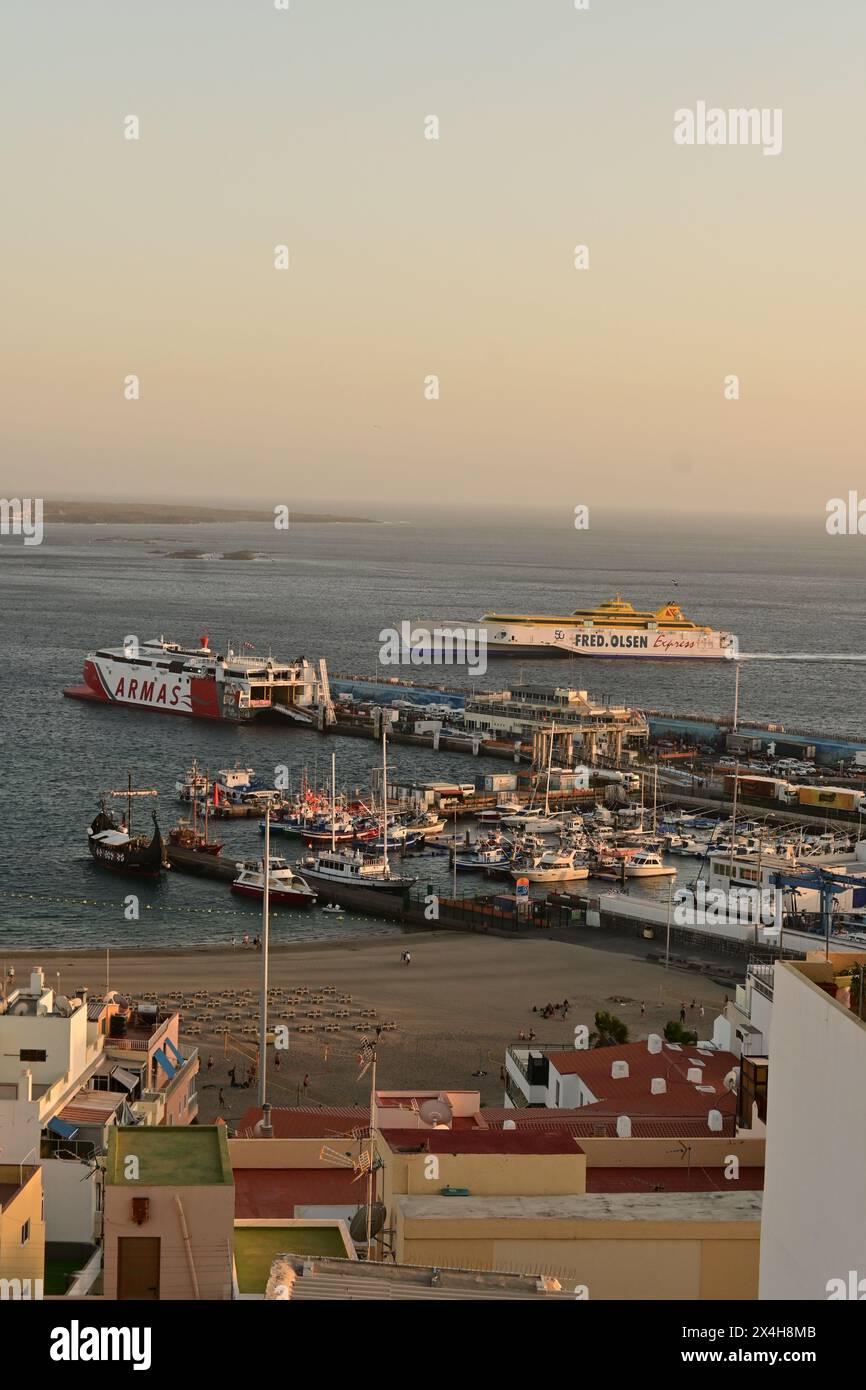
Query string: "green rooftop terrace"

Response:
xmin=107 ymin=1125 xmax=233 ymax=1187
xmin=234 ymin=1223 xmax=352 ymax=1294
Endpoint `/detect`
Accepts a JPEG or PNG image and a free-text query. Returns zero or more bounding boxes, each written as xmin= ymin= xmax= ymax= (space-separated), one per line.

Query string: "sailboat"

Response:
xmin=299 ymin=739 xmax=417 ymax=894
xmin=500 ymin=725 xmax=563 ymax=832
xmin=168 ymin=768 xmax=223 ymax=866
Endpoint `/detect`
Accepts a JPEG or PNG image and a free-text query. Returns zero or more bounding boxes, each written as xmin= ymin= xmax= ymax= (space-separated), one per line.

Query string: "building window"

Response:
xmin=19 ymin=1049 xmax=47 ymax=1063
xmin=21 ymin=1220 xmax=30 ymax=1245
xmin=554 ymin=1080 xmax=561 ymax=1106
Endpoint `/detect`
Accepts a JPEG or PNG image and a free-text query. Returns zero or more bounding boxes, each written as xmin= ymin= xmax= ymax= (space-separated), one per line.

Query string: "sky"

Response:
xmin=1 ymin=1 xmax=864 ymax=517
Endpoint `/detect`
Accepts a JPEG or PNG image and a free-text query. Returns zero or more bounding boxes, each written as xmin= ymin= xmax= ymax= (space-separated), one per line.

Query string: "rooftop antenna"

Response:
xmin=382 ymin=726 xmax=390 ymax=878
xmin=357 ymin=1028 xmax=383 ymax=1258
xmin=257 ymin=803 xmax=271 ymax=1109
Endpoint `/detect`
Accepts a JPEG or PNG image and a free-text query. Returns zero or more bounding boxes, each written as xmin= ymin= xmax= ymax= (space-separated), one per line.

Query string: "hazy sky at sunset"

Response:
xmin=2 ymin=1 xmax=864 ymax=516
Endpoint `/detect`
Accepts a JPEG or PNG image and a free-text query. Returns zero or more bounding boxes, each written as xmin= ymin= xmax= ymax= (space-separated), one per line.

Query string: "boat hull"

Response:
xmin=231 ymin=883 xmax=317 ymax=907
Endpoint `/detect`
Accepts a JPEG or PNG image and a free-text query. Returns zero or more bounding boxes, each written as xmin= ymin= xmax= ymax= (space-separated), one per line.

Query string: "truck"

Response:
xmin=796 ymin=786 xmax=865 ymax=813
xmin=722 ymin=774 xmax=792 ymax=802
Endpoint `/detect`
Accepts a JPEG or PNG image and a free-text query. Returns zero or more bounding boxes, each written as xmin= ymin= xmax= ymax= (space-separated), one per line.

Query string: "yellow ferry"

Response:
xmin=479 ymin=594 xmax=737 ymax=659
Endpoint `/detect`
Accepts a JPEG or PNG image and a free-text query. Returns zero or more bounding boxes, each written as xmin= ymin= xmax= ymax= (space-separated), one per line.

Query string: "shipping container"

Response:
xmin=726 ymin=733 xmax=763 ymax=754
xmin=796 ymin=786 xmax=862 ymax=812
xmin=482 ymin=773 xmax=518 ymax=792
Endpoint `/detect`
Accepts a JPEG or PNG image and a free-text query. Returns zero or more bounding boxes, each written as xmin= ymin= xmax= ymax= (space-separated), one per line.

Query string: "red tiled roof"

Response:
xmin=544 ymin=1043 xmax=738 ymax=1118
xmin=235 ymin=1106 xmax=368 ymax=1139
xmin=480 ymin=1110 xmax=737 ymax=1139
xmin=379 ymin=1128 xmax=583 ymax=1156
xmin=585 ymin=1166 xmax=764 ymax=1194
xmin=233 ymin=1167 xmax=361 ymax=1218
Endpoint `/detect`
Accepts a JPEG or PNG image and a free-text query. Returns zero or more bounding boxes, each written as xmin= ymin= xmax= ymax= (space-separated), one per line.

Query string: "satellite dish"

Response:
xmin=419 ymin=1097 xmax=453 ymax=1127
xmin=349 ymin=1202 xmax=386 ymax=1243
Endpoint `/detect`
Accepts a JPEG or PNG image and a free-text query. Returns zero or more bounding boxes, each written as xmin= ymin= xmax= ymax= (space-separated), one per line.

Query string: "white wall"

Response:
xmin=40 ymin=1158 xmax=99 ymax=1245
xmin=0 ymin=1004 xmax=87 ymax=1090
xmin=0 ymin=1096 xmax=43 ymax=1164
xmin=759 ymin=965 xmax=866 ymax=1299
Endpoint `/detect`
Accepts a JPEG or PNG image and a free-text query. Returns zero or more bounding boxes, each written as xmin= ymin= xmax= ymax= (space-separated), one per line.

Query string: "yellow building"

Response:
xmin=0 ymin=1164 xmax=45 ymax=1300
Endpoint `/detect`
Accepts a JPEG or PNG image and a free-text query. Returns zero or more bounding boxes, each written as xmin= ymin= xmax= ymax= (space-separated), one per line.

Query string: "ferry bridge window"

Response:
xmin=19 ymin=1049 xmax=47 ymax=1062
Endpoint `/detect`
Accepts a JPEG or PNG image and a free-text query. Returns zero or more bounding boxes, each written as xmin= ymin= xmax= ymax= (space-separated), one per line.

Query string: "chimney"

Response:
xmin=611 ymin=1060 xmax=629 ymax=1079
xmin=259 ymin=1102 xmax=274 ymax=1138
xmin=650 ymin=1077 xmax=667 ymax=1094
xmin=30 ymin=967 xmax=45 ymax=997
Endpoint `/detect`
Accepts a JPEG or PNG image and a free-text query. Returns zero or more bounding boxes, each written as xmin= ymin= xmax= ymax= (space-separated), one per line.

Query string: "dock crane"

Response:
xmin=768 ymin=865 xmax=866 ymax=960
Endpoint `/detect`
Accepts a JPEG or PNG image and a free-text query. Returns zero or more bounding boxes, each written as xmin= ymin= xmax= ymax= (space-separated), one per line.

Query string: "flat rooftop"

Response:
xmin=235 ymin=1105 xmax=367 ymax=1139
xmin=234 ymin=1223 xmax=351 ymax=1294
xmin=233 ymin=1168 xmax=360 ymax=1219
xmin=396 ymin=1191 xmax=763 ymax=1224
xmin=381 ymin=1128 xmax=583 ymax=1156
xmin=107 ymin=1125 xmax=233 ymax=1187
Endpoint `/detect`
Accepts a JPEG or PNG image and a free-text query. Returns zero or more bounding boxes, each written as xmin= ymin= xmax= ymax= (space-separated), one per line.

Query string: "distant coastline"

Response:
xmin=42 ymin=501 xmax=379 ymax=525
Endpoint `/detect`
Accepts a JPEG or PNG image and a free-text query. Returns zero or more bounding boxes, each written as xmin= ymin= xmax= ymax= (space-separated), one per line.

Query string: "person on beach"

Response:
xmin=640 ymin=1001 xmax=645 ymax=1017
xmin=303 ymin=1073 xmax=310 ymax=1093
xmin=243 ymin=933 xmax=250 ymax=949
xmin=207 ymin=1054 xmax=214 ymax=1071
xmin=679 ymin=1005 xmax=686 ymax=1023
xmin=218 ymin=1089 xmax=226 ymax=1109
xmin=405 ymin=951 xmax=411 ymax=966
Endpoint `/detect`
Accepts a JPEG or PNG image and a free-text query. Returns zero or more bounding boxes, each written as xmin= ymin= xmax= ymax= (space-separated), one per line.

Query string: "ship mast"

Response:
xmin=382 ymin=725 xmax=389 ymax=878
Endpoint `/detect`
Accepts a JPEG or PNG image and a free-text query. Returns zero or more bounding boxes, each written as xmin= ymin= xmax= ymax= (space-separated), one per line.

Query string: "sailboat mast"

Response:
xmin=127 ymin=770 xmax=133 ymax=833
xmin=543 ymin=725 xmax=555 ymax=817
xmin=204 ymin=769 xmax=210 ymax=845
xmin=382 ymin=725 xmax=389 ymax=874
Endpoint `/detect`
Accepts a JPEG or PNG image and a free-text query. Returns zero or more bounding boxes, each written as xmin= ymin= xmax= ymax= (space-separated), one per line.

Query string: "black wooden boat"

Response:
xmin=88 ymin=806 xmax=167 ymax=877
xmin=88 ymin=774 xmax=168 ymax=877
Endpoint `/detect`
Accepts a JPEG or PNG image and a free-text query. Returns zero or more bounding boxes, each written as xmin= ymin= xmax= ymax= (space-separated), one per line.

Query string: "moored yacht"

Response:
xmin=231 ymin=856 xmax=318 ymax=907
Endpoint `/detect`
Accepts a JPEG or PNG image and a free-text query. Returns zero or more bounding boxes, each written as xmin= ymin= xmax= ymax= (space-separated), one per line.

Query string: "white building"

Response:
xmin=759 ymin=954 xmax=866 ymax=1299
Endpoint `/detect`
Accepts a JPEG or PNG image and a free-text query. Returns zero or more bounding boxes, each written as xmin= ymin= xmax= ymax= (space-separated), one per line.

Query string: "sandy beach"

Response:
xmin=2 ymin=932 xmax=731 ymax=1124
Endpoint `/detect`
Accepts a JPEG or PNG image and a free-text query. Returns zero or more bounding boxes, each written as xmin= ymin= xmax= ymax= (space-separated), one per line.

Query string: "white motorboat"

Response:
xmin=513 ymin=849 xmax=590 ymax=883
xmin=231 ymin=856 xmax=318 ymax=906
xmin=500 ymin=812 xmax=563 ymax=833
xmin=623 ymin=850 xmax=677 ymax=878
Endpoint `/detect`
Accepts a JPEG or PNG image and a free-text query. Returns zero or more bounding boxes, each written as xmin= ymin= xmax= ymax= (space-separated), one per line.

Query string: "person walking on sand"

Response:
xmin=640 ymin=1001 xmax=645 ymax=1017
xmin=679 ymin=1005 xmax=686 ymax=1024
xmin=207 ymin=1054 xmax=214 ymax=1072
xmin=218 ymin=1088 xmax=226 ymax=1109
xmin=405 ymin=951 xmax=411 ymax=966
xmin=303 ymin=1073 xmax=310 ymax=1094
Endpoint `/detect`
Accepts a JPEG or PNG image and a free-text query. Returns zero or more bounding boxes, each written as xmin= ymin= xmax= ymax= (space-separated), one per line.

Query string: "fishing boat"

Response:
xmin=231 ymin=856 xmax=318 ymax=907
xmin=88 ymin=775 xmax=167 ymax=877
xmin=299 ymin=738 xmax=417 ymax=894
xmin=454 ymin=844 xmax=511 ymax=871
xmin=167 ymin=769 xmax=223 ymax=868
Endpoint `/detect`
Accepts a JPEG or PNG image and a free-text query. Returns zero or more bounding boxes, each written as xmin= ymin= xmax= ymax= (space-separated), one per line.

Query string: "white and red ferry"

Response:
xmin=63 ymin=635 xmax=335 ymax=724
